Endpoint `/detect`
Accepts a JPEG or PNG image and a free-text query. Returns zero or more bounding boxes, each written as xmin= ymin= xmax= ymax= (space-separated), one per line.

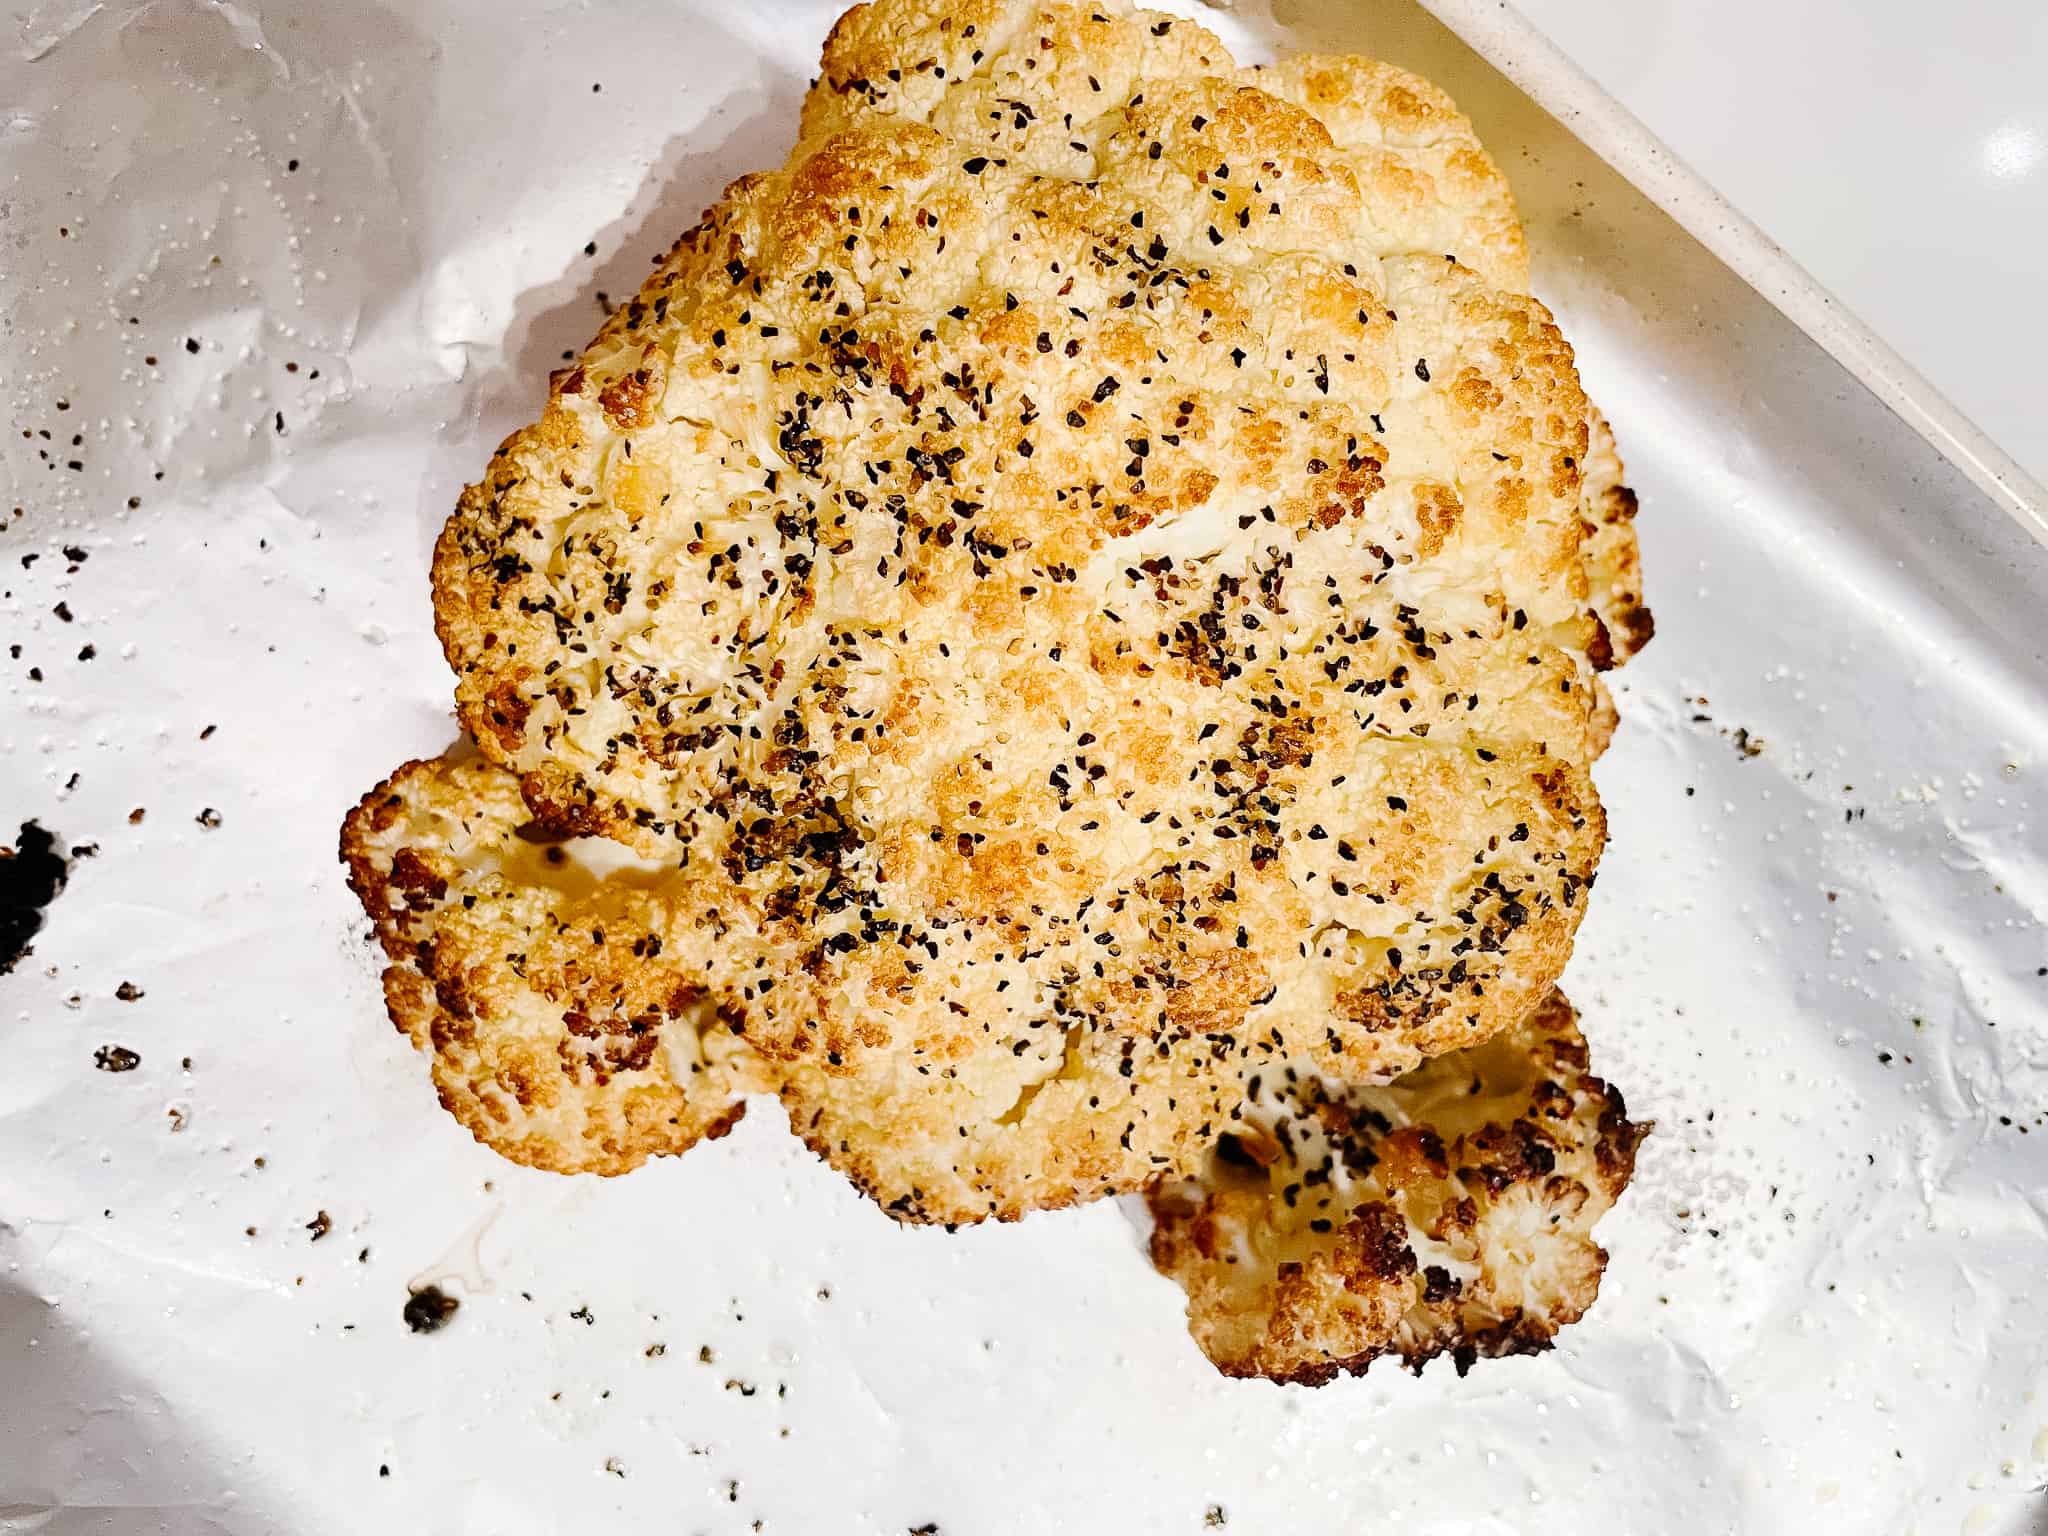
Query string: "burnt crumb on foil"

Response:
xmin=1686 ymin=697 xmax=1764 ymax=759
xmin=1 ymin=821 xmax=70 ymax=975
xmin=403 ymin=1283 xmax=460 ymax=1334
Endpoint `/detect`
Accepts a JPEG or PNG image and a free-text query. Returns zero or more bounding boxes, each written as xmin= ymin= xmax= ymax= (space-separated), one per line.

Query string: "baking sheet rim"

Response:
xmin=1416 ymin=0 xmax=2048 ymax=549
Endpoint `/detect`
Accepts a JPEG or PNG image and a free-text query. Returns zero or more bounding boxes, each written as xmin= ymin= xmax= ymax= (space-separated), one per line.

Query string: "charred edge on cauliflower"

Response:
xmin=1146 ymin=988 xmax=1646 ymax=1384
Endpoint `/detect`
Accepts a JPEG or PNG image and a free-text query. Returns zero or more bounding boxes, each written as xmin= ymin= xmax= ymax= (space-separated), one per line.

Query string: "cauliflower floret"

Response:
xmin=1147 ymin=988 xmax=1646 ymax=1381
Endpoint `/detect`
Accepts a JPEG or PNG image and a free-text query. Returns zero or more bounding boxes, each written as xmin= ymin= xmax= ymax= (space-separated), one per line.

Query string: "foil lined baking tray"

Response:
xmin=2 ymin=1 xmax=2043 ymax=1531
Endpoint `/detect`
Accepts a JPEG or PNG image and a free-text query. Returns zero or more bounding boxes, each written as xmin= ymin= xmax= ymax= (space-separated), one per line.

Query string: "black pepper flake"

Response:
xmin=403 ymin=1284 xmax=459 ymax=1334
xmin=94 ymin=1044 xmax=141 ymax=1072
xmin=306 ymin=1210 xmax=332 ymax=1241
xmin=195 ymin=808 xmax=222 ymax=829
xmin=115 ymin=980 xmax=143 ymax=1001
xmin=961 ymin=156 xmax=989 ymax=175
xmin=1414 ymin=359 xmax=1430 ymax=381
xmin=184 ymin=338 xmax=200 ymax=354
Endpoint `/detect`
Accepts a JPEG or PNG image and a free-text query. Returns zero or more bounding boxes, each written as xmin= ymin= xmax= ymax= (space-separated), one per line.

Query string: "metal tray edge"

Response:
xmin=1418 ymin=0 xmax=2048 ymax=550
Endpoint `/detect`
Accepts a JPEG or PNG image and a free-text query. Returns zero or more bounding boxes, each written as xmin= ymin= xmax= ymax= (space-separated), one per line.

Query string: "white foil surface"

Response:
xmin=3 ymin=1 xmax=2046 ymax=1531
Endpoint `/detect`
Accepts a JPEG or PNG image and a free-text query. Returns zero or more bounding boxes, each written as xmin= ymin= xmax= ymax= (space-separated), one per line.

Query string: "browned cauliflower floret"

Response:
xmin=804 ymin=4 xmax=1647 ymax=680
xmin=1146 ymin=988 xmax=1646 ymax=1382
xmin=342 ymin=755 xmax=759 ymax=1174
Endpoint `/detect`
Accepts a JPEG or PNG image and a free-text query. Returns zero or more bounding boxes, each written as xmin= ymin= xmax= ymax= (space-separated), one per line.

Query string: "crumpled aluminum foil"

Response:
xmin=3 ymin=1 xmax=2044 ymax=1531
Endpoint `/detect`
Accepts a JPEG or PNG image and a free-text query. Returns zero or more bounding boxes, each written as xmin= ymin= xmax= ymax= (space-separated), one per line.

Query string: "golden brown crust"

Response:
xmin=1578 ymin=407 xmax=1654 ymax=666
xmin=803 ymin=6 xmax=1524 ymax=287
xmin=802 ymin=0 xmax=1647 ymax=675
xmin=367 ymin=0 xmax=1648 ymax=1227
xmin=804 ymin=1 xmax=1233 ymax=175
xmin=1242 ymin=53 xmax=1528 ymax=294
xmin=340 ymin=755 xmax=759 ymax=1174
xmin=1146 ymin=988 xmax=1645 ymax=1382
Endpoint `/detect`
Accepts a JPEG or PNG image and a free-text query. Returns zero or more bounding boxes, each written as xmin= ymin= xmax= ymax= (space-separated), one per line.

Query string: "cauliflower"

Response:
xmin=339 ymin=0 xmax=1652 ymax=1374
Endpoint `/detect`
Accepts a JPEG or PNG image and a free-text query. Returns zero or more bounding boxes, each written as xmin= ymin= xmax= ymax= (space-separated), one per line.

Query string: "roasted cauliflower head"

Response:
xmin=341 ymin=0 xmax=1652 ymax=1372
